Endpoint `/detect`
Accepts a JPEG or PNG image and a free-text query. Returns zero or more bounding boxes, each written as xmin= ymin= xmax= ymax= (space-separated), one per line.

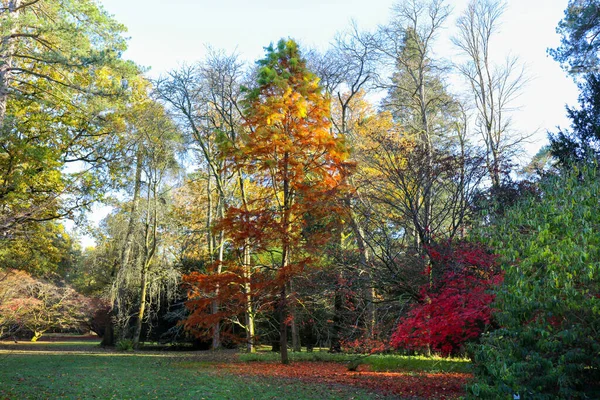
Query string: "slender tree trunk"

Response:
xmin=132 ymin=265 xmax=148 ymax=349
xmin=279 ymin=283 xmax=289 ymax=364
xmin=205 ymin=174 xmax=221 ymax=350
xmin=238 ymin=172 xmax=255 ymax=353
xmin=103 ymin=146 xmax=143 ymax=346
xmin=289 ymin=281 xmax=300 ymax=352
xmin=243 ymin=242 xmax=255 ymax=352
xmin=346 ymin=203 xmax=375 ymax=338
xmin=133 ymin=178 xmax=158 ymax=350
xmin=120 ymin=146 xmax=143 ymax=273
xmin=279 ymin=152 xmax=290 ymax=364
xmin=329 ymin=283 xmax=343 ymax=353
xmin=212 ymin=197 xmax=225 ymax=350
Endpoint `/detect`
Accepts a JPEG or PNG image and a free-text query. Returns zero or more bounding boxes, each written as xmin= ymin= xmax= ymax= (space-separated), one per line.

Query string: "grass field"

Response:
xmin=0 ymin=340 xmax=387 ymax=399
xmin=0 ymin=338 xmax=471 ymax=399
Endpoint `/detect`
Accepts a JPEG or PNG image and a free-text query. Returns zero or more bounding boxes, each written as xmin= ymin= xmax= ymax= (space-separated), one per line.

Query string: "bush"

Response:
xmin=391 ymin=241 xmax=502 ymax=356
xmin=116 ymin=339 xmax=134 ymax=352
xmin=468 ymin=168 xmax=600 ymax=398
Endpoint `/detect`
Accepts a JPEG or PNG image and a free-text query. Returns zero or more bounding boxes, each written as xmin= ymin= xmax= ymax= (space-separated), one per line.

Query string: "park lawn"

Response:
xmin=0 ymin=339 xmax=472 ymax=399
xmin=0 ymin=341 xmax=388 ymax=399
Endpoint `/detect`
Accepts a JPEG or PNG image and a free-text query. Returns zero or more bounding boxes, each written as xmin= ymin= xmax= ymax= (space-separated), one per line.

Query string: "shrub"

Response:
xmin=391 ymin=241 xmax=502 ymax=356
xmin=468 ymin=167 xmax=600 ymax=398
xmin=116 ymin=339 xmax=134 ymax=352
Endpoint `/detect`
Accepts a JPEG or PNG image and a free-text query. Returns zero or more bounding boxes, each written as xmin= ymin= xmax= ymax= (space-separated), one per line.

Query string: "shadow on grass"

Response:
xmin=239 ymin=350 xmax=471 ymax=373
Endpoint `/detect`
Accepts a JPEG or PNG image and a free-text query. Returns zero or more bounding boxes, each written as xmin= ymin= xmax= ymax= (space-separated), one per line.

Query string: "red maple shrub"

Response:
xmin=390 ymin=241 xmax=503 ymax=356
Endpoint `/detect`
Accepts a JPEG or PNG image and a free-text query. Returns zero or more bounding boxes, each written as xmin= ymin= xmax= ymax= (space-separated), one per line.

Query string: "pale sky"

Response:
xmin=77 ymin=0 xmax=579 ymax=247
xmin=99 ymin=0 xmax=578 ymax=155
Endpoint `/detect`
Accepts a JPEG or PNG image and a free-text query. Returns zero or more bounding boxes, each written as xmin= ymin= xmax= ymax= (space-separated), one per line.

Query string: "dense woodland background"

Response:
xmin=0 ymin=0 xmax=599 ymax=397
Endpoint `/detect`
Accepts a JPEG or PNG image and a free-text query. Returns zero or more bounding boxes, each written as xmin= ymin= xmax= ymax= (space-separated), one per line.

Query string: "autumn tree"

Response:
xmin=391 ymin=241 xmax=502 ymax=356
xmin=308 ymin=24 xmax=381 ymax=344
xmin=156 ymin=51 xmax=247 ymax=349
xmin=185 ymin=39 xmax=350 ymax=363
xmin=0 ymin=269 xmax=95 ymax=341
xmin=375 ymin=0 xmax=465 ymax=248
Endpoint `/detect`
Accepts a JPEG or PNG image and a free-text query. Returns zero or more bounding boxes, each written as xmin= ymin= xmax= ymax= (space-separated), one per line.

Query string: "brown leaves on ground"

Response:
xmin=216 ymin=361 xmax=471 ymax=399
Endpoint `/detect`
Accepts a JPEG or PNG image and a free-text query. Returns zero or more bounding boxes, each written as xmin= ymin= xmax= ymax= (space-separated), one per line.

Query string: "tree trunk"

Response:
xmin=212 ymin=198 xmax=225 ymax=350
xmin=132 ymin=266 xmax=148 ymax=350
xmin=101 ymin=321 xmax=115 ymax=347
xmin=290 ymin=281 xmax=300 ymax=352
xmin=329 ymin=284 xmax=343 ymax=353
xmin=291 ymin=316 xmax=300 ymax=352
xmin=238 ymin=173 xmax=255 ymax=353
xmin=279 ymin=152 xmax=291 ymax=364
xmin=279 ymin=284 xmax=289 ymax=364
xmin=243 ymin=242 xmax=255 ymax=353
xmin=132 ymin=175 xmax=158 ymax=350
xmin=347 ymin=205 xmax=376 ymax=338
xmin=106 ymin=146 xmax=143 ymax=345
xmin=31 ymin=331 xmax=44 ymax=342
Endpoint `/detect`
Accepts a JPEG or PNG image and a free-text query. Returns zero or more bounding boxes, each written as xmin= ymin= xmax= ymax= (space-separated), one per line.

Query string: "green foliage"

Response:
xmin=468 ymin=168 xmax=600 ymax=398
xmin=0 ymin=222 xmax=77 ymax=276
xmin=550 ymin=0 xmax=600 ymax=73
xmin=550 ymin=72 xmax=600 ymax=165
xmin=0 ymin=0 xmax=139 ymax=241
xmin=115 ymin=339 xmax=134 ymax=352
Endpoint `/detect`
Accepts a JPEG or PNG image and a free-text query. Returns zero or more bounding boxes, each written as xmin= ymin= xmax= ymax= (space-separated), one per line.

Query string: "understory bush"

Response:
xmin=391 ymin=241 xmax=502 ymax=356
xmin=468 ymin=168 xmax=600 ymax=399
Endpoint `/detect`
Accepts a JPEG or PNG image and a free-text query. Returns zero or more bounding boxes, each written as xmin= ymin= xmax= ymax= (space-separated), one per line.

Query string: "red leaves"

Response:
xmin=217 ymin=361 xmax=471 ymax=399
xmin=391 ymin=241 xmax=503 ymax=356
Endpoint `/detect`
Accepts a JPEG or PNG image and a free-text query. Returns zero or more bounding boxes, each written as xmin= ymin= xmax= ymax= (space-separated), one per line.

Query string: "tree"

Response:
xmin=185 ymin=39 xmax=350 ymax=364
xmin=100 ymin=98 xmax=182 ymax=348
xmin=453 ymin=0 xmax=528 ymax=189
xmin=549 ymin=0 xmax=600 ymax=74
xmin=156 ymin=51 xmax=247 ymax=349
xmin=371 ymin=0 xmax=486 ymax=263
xmin=469 ymin=168 xmax=600 ymax=398
xmin=0 ymin=0 xmax=137 ymax=241
xmin=0 ymin=269 xmax=95 ymax=341
xmin=550 ymin=72 xmax=600 ymax=165
xmin=308 ymin=24 xmax=381 ymax=346
xmin=549 ymin=1 xmax=600 ymax=166
xmin=0 ymin=221 xmax=76 ymax=276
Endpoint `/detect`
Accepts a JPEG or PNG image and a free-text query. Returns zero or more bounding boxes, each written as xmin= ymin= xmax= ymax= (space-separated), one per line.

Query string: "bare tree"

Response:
xmin=372 ymin=0 xmax=462 ymax=250
xmin=155 ymin=50 xmax=253 ymax=350
xmin=308 ymin=24 xmax=382 ymax=342
xmin=453 ymin=0 xmax=528 ymax=188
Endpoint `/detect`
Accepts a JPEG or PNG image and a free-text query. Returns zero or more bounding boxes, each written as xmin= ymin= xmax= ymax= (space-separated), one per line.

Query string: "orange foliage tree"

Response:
xmin=183 ymin=39 xmax=351 ymax=363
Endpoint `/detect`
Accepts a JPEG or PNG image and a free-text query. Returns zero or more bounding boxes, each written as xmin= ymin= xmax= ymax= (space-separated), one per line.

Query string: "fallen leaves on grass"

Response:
xmin=216 ymin=361 xmax=471 ymax=399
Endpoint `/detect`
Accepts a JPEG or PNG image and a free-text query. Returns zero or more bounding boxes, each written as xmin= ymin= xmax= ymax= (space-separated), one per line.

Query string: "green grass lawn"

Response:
xmin=0 ymin=341 xmax=388 ymax=399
